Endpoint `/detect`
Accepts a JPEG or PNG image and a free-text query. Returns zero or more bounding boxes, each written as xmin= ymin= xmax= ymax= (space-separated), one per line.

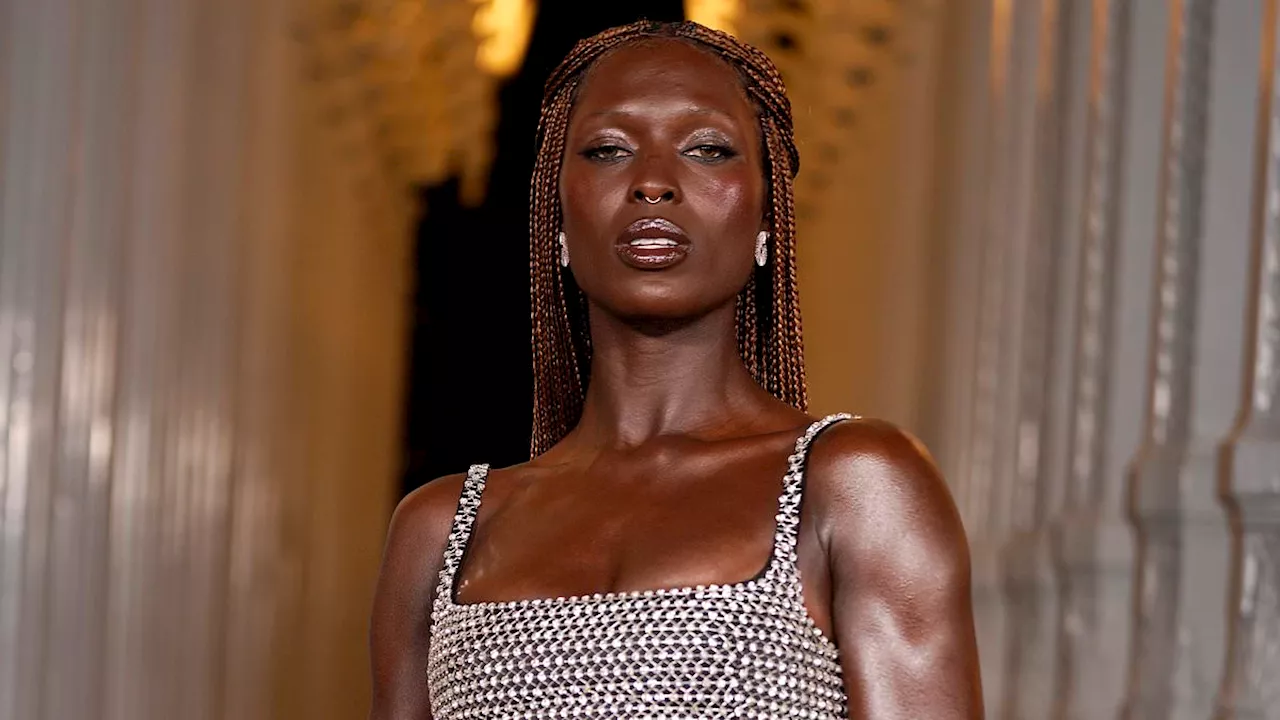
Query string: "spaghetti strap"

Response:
xmin=768 ymin=413 xmax=856 ymax=576
xmin=436 ymin=464 xmax=490 ymax=601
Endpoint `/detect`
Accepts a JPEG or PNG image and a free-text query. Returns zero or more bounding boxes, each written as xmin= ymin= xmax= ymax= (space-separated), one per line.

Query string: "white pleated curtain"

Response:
xmin=0 ymin=0 xmax=468 ymax=717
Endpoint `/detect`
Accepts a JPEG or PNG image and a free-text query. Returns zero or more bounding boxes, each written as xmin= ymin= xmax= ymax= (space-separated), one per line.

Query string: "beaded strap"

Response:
xmin=769 ymin=413 xmax=855 ymax=576
xmin=438 ymin=464 xmax=490 ymax=597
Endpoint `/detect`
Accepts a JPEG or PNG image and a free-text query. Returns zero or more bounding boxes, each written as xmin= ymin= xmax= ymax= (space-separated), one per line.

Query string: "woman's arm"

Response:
xmin=369 ymin=473 xmax=466 ymax=720
xmin=810 ymin=420 xmax=983 ymax=718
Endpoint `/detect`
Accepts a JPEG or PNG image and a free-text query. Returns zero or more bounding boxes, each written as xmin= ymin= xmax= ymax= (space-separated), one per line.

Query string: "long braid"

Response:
xmin=735 ymin=277 xmax=760 ymax=380
xmin=763 ymin=115 xmax=807 ymax=410
xmin=530 ymin=87 xmax=578 ymax=455
xmin=530 ymin=20 xmax=807 ymax=457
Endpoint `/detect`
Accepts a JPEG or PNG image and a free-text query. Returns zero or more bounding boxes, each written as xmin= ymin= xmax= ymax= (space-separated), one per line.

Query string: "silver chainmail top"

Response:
xmin=428 ymin=414 xmax=853 ymax=719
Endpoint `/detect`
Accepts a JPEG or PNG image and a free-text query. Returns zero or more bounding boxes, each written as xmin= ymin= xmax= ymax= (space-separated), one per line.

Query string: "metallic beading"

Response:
xmin=428 ymin=414 xmax=853 ymax=719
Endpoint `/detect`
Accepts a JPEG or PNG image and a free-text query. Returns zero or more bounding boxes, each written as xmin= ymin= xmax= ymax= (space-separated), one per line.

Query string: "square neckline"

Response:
xmin=442 ymin=414 xmax=853 ymax=610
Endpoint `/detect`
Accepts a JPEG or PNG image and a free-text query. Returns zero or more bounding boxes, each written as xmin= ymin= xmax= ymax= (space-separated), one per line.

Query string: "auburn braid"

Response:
xmin=530 ymin=20 xmax=807 ymax=457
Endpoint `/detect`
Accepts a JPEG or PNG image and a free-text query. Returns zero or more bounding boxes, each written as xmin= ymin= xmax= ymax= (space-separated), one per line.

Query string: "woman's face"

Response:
xmin=559 ymin=38 xmax=766 ymax=323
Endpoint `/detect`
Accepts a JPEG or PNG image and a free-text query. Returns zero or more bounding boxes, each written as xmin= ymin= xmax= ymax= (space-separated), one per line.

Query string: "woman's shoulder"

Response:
xmin=385 ymin=460 xmax=535 ymax=550
xmin=379 ymin=470 xmax=474 ymax=576
xmin=392 ymin=470 xmax=469 ymax=528
xmin=805 ymin=416 xmax=946 ymax=488
xmin=803 ymin=416 xmax=969 ymax=572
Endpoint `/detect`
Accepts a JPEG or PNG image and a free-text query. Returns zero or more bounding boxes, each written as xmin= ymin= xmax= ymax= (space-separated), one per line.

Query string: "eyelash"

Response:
xmin=581 ymin=145 xmax=630 ymax=161
xmin=580 ymin=144 xmax=738 ymax=162
xmin=686 ymin=144 xmax=736 ymax=161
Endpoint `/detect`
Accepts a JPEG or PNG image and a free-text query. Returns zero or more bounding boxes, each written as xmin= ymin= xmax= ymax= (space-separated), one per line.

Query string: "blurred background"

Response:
xmin=1 ymin=0 xmax=1278 ymax=718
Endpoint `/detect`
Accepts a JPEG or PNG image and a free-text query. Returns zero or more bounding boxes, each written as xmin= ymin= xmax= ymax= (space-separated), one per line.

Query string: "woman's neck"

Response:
xmin=572 ymin=301 xmax=766 ymax=449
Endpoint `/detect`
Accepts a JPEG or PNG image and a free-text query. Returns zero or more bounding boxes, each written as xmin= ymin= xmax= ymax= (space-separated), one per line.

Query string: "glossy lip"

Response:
xmin=615 ymin=217 xmax=692 ymax=270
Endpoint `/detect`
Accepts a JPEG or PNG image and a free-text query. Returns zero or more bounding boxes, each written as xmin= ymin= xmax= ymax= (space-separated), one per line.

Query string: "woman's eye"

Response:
xmin=583 ymin=145 xmax=631 ymax=161
xmin=685 ymin=145 xmax=736 ymax=161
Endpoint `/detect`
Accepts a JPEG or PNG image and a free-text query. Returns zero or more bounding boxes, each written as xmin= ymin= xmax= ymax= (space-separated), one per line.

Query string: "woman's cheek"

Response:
xmin=560 ymin=167 xmax=627 ymax=236
xmin=698 ymin=174 xmax=761 ymax=231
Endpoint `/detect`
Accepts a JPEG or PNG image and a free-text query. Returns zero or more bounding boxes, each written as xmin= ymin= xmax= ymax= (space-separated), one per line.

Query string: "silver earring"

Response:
xmin=755 ymin=231 xmax=769 ymax=267
xmin=559 ymin=231 xmax=570 ymax=267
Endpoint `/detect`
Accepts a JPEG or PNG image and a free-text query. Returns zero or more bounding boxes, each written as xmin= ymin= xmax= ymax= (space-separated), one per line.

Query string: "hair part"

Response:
xmin=529 ymin=19 xmax=807 ymax=457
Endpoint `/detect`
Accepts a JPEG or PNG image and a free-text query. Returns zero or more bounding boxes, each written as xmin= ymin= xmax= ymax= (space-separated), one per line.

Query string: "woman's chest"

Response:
xmin=452 ymin=463 xmax=785 ymax=604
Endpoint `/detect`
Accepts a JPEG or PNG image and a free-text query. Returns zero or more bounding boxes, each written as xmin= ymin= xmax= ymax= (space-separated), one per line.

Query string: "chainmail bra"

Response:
xmin=427 ymin=414 xmax=853 ymax=719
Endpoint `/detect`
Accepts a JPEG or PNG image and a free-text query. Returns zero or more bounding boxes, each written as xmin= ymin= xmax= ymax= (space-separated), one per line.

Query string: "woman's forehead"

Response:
xmin=572 ymin=38 xmax=755 ymax=121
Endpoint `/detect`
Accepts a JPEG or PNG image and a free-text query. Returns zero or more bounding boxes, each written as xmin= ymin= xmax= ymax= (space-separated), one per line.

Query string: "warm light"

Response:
xmin=472 ymin=0 xmax=535 ymax=77
xmin=686 ymin=0 xmax=741 ymax=35
xmin=990 ymin=0 xmax=1012 ymax=90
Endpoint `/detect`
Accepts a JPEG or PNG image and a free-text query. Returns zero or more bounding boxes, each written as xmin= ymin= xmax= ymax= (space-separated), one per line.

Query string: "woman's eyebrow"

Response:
xmin=578 ymin=105 xmax=737 ymax=123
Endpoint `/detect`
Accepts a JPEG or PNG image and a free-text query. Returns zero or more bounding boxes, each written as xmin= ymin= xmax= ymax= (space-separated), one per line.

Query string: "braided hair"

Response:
xmin=530 ymin=20 xmax=806 ymax=457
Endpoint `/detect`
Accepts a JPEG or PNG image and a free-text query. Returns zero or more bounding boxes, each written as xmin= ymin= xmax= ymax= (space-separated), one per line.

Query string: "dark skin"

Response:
xmin=370 ymin=38 xmax=982 ymax=719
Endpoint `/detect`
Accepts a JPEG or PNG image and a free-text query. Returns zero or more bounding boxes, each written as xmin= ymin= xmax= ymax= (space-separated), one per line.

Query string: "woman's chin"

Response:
xmin=595 ymin=293 xmax=740 ymax=329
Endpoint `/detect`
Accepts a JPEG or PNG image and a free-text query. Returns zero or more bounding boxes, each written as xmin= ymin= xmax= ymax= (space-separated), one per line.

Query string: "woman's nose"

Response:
xmin=633 ymin=187 xmax=676 ymax=204
xmin=630 ymin=154 xmax=681 ymax=205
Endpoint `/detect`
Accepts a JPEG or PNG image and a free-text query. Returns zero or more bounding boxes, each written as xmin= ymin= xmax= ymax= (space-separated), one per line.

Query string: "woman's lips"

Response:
xmin=615 ymin=218 xmax=691 ymax=270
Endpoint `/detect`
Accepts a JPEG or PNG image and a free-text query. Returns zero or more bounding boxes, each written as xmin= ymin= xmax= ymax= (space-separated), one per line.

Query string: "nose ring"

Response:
xmin=642 ymin=195 xmax=662 ymax=204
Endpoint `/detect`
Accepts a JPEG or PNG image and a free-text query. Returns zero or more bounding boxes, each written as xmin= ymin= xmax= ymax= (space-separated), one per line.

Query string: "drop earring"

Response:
xmin=559 ymin=231 xmax=570 ymax=267
xmin=755 ymin=231 xmax=769 ymax=267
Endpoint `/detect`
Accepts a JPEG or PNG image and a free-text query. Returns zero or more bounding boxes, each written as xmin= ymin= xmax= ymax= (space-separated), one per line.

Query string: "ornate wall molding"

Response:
xmin=1052 ymin=1 xmax=1158 ymax=718
xmin=966 ymin=1 xmax=1018 ymax=710
xmin=897 ymin=0 xmax=1274 ymax=713
xmin=1124 ymin=3 xmax=1217 ymax=718
xmin=998 ymin=0 xmax=1085 ymax=716
xmin=1126 ymin=1 xmax=1262 ymax=718
xmin=930 ymin=0 xmax=994 ymax=519
xmin=1217 ymin=0 xmax=1280 ymax=716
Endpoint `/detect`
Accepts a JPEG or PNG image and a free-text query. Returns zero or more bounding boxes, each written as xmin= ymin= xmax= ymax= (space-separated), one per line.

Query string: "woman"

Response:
xmin=370 ymin=20 xmax=981 ymax=719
